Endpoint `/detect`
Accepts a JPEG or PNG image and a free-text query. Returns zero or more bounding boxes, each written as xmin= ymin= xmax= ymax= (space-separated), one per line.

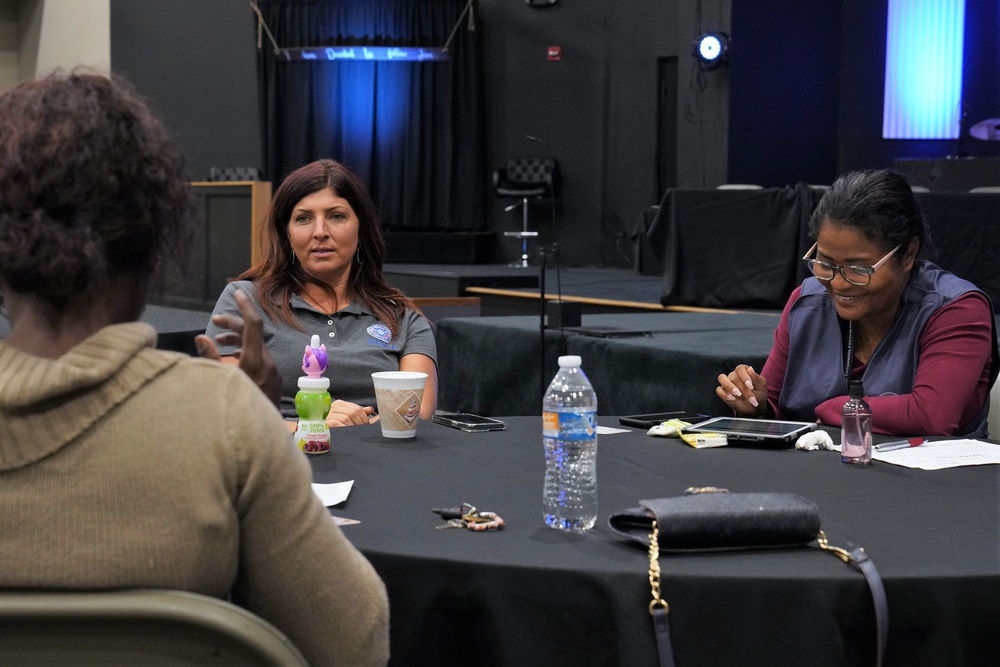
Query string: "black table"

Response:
xmin=310 ymin=417 xmax=1000 ymax=667
xmin=434 ymin=312 xmax=779 ymax=416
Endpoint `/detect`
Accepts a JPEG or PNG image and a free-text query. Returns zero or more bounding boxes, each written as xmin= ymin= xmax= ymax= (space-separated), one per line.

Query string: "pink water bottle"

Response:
xmin=841 ymin=380 xmax=872 ymax=464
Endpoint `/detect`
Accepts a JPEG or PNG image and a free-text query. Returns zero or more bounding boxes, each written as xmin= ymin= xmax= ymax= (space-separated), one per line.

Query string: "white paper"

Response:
xmin=872 ymin=439 xmax=1000 ymax=470
xmin=596 ymin=426 xmax=630 ymax=435
xmin=311 ymin=480 xmax=354 ymax=506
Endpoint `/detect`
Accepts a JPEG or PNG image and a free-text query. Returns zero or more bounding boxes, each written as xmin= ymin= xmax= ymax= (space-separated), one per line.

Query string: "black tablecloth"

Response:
xmin=633 ymin=188 xmax=1000 ymax=311
xmin=310 ymin=417 xmax=1000 ymax=667
xmin=434 ymin=312 xmax=779 ymax=416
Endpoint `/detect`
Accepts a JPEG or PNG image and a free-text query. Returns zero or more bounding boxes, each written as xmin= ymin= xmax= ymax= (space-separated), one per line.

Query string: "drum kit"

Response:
xmin=970 ymin=117 xmax=1000 ymax=141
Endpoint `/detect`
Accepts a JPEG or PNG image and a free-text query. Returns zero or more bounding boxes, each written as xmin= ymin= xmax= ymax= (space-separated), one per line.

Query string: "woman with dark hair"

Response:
xmin=0 ymin=72 xmax=388 ymax=666
xmin=205 ymin=159 xmax=437 ymax=426
xmin=717 ymin=169 xmax=998 ymax=436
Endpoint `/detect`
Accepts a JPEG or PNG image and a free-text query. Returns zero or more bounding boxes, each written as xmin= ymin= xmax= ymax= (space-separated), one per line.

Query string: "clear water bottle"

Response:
xmin=841 ymin=380 xmax=872 ymax=464
xmin=542 ymin=355 xmax=598 ymax=531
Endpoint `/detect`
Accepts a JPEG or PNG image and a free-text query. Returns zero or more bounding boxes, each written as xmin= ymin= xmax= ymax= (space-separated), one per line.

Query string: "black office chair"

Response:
xmin=493 ymin=156 xmax=560 ymax=267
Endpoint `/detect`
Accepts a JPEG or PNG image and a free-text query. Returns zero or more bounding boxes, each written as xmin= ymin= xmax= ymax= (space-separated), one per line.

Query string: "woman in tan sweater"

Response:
xmin=0 ymin=71 xmax=389 ymax=666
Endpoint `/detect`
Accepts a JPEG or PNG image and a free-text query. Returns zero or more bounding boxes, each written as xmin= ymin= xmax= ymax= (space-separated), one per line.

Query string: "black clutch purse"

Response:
xmin=608 ymin=490 xmax=821 ymax=551
xmin=608 ymin=488 xmax=887 ymax=667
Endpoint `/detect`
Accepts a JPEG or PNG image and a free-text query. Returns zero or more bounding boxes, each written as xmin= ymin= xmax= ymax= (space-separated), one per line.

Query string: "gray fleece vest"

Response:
xmin=779 ymin=260 xmax=997 ymax=436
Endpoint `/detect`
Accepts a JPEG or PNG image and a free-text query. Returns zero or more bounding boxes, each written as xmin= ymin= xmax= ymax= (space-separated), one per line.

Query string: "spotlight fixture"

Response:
xmin=693 ymin=32 xmax=729 ymax=70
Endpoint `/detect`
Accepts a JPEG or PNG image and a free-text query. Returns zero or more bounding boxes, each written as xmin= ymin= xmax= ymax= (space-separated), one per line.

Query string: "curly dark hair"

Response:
xmin=0 ymin=71 xmax=193 ymax=306
xmin=809 ymin=169 xmax=932 ymax=258
xmin=240 ymin=159 xmax=416 ymax=334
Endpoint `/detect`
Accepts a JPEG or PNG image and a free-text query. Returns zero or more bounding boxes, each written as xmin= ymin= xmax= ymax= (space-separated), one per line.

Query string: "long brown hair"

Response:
xmin=239 ymin=160 xmax=415 ymax=334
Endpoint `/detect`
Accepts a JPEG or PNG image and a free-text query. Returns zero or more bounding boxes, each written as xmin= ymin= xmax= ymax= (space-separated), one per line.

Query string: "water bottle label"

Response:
xmin=542 ymin=411 xmax=596 ymax=439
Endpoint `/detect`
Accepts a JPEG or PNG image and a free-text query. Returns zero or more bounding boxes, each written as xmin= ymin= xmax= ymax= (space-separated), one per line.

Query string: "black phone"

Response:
xmin=618 ymin=412 xmax=709 ymax=429
xmin=432 ymin=413 xmax=506 ymax=432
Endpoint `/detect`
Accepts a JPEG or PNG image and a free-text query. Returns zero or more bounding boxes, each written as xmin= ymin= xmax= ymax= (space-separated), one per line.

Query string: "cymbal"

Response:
xmin=970 ymin=118 xmax=1000 ymax=141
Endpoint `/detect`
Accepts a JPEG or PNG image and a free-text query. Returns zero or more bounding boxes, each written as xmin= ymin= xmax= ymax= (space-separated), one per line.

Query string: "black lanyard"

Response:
xmin=844 ymin=320 xmax=854 ymax=390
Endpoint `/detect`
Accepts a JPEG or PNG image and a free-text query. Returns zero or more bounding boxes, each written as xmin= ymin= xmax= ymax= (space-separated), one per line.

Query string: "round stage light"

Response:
xmin=694 ymin=32 xmax=729 ymax=70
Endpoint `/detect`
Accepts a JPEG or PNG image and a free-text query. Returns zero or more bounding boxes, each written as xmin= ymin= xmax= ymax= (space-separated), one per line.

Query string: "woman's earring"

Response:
xmin=355 ymin=244 xmax=364 ymax=265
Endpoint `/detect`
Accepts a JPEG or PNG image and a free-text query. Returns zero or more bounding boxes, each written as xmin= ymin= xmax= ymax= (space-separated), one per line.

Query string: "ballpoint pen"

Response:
xmin=873 ymin=438 xmax=926 ymax=452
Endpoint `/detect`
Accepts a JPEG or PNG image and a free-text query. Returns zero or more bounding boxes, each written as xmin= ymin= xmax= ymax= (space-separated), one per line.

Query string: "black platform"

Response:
xmin=386 ymin=264 xmax=692 ymax=316
xmin=0 ymin=305 xmax=211 ymax=356
xmin=384 ymin=263 xmax=539 ymax=298
xmin=384 ymin=230 xmax=497 ymax=264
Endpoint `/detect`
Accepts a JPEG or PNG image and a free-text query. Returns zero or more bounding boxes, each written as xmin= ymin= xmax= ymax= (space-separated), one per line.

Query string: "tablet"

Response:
xmin=684 ymin=417 xmax=817 ymax=443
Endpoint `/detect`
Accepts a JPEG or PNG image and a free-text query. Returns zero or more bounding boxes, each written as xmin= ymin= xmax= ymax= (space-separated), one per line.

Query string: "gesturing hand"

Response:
xmin=195 ymin=289 xmax=282 ymax=408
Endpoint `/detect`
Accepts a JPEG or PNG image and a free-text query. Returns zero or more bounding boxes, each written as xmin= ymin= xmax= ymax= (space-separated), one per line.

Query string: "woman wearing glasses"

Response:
xmin=717 ymin=169 xmax=998 ymax=436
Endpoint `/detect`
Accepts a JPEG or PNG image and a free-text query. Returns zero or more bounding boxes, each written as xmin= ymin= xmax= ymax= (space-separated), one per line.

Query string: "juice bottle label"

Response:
xmin=295 ymin=419 xmax=330 ymax=455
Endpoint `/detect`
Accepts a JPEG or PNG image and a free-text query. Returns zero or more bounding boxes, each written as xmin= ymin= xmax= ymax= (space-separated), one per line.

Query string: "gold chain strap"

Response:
xmin=816 ymin=529 xmax=854 ymax=564
xmin=647 ymin=520 xmax=669 ymax=614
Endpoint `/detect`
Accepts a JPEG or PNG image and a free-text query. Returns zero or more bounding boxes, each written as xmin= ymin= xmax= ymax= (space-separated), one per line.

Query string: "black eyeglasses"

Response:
xmin=801 ymin=242 xmax=902 ymax=286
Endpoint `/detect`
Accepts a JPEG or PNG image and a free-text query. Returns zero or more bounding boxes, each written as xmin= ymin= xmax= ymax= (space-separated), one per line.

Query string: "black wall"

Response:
xmin=109 ymin=0 xmax=1000 ymax=268
xmin=728 ymin=0 xmax=841 ymax=187
xmin=479 ymin=0 xmax=675 ymax=266
xmin=110 ymin=0 xmax=260 ymax=181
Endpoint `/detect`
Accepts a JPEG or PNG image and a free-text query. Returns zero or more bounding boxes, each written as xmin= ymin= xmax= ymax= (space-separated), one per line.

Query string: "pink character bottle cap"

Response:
xmin=302 ymin=334 xmax=329 ymax=378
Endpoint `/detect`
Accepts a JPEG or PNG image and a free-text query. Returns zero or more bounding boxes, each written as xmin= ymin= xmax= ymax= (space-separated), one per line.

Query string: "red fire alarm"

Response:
xmin=547 ymin=46 xmax=561 ymax=61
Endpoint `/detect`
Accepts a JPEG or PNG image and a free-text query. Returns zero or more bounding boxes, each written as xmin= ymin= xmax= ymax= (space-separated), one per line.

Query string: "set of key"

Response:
xmin=433 ymin=503 xmax=505 ymax=531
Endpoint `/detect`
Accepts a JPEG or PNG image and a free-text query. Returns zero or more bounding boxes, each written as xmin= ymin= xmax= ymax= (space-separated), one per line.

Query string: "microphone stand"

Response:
xmin=538 ymin=242 xmax=563 ymax=403
xmin=539 ymin=246 xmax=548 ymax=402
xmin=956 ymin=104 xmax=970 ymax=159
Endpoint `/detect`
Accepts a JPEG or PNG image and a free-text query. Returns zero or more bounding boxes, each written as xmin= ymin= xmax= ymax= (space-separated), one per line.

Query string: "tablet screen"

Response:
xmin=686 ymin=417 xmax=816 ymax=441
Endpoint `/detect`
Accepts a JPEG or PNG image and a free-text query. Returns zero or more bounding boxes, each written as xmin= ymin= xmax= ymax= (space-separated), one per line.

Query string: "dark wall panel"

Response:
xmin=109 ymin=0 xmax=261 ymax=181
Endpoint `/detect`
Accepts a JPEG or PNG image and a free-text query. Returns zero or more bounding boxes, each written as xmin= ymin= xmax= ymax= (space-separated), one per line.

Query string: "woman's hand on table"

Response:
xmin=326 ymin=400 xmax=376 ymax=427
xmin=195 ymin=289 xmax=282 ymax=408
xmin=716 ymin=364 xmax=768 ymax=417
xmin=283 ymin=402 xmax=376 ymax=433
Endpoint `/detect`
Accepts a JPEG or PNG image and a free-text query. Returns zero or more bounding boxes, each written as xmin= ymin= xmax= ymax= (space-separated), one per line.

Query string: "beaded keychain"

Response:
xmin=433 ymin=503 xmax=505 ymax=531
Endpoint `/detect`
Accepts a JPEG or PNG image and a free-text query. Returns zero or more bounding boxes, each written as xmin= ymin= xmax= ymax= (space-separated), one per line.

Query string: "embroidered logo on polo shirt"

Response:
xmin=367 ymin=323 xmax=392 ymax=344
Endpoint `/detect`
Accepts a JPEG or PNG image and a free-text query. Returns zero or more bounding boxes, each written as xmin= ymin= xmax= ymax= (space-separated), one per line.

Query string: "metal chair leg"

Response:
xmin=502 ymin=197 xmax=539 ymax=268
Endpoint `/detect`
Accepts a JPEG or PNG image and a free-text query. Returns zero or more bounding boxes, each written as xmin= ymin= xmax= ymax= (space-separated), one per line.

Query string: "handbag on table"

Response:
xmin=608 ymin=487 xmax=887 ymax=667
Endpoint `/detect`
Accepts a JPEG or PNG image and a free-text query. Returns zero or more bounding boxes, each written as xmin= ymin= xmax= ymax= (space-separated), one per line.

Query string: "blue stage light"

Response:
xmin=694 ymin=32 xmax=729 ymax=70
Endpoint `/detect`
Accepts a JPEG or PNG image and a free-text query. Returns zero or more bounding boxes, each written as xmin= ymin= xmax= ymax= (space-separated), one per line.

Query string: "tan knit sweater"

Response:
xmin=0 ymin=322 xmax=388 ymax=666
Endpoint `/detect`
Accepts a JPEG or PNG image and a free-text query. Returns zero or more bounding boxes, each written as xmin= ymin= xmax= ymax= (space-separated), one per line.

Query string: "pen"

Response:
xmin=873 ymin=438 xmax=926 ymax=452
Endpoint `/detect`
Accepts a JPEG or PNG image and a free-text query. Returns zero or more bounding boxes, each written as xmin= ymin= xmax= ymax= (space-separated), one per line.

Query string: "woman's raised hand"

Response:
xmin=195 ymin=289 xmax=282 ymax=408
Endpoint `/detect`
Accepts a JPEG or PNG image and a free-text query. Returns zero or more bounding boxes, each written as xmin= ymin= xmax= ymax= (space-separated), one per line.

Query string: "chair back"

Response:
xmin=988 ymin=375 xmax=1000 ymax=439
xmin=504 ymin=156 xmax=557 ymax=187
xmin=0 ymin=589 xmax=308 ymax=666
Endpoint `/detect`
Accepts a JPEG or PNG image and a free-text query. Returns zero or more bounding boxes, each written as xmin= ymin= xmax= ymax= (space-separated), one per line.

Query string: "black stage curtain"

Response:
xmin=255 ymin=0 xmax=485 ymax=230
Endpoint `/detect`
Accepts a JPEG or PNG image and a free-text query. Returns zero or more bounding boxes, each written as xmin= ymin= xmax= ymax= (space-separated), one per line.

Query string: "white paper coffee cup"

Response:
xmin=371 ymin=371 xmax=428 ymax=438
